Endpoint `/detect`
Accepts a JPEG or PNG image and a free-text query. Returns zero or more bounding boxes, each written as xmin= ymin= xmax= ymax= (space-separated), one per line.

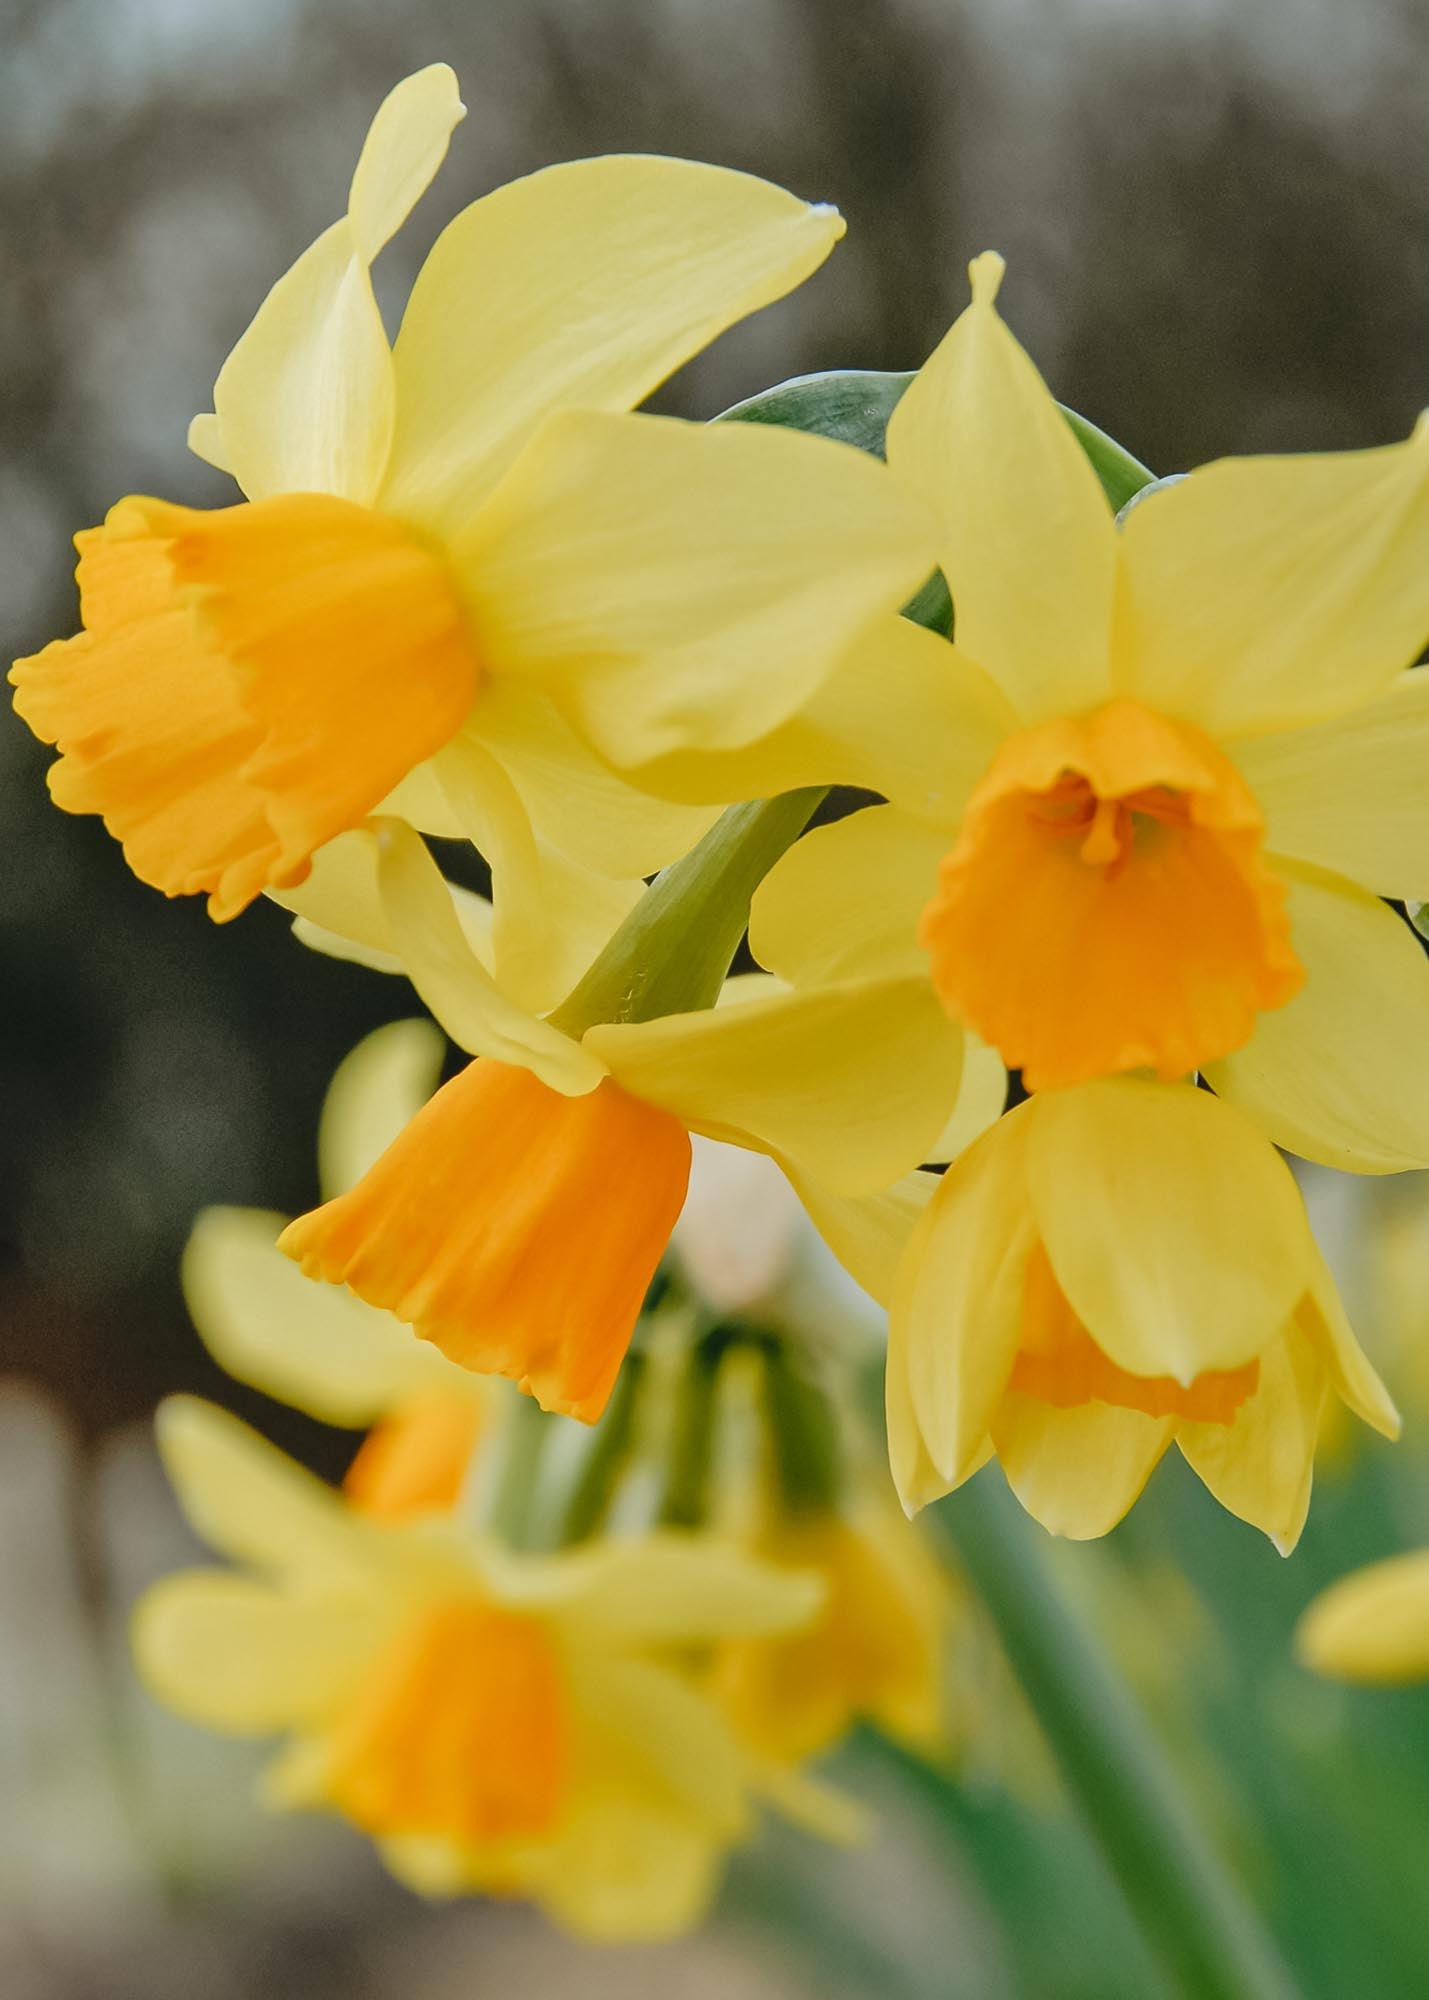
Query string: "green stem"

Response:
xmin=930 ymin=1474 xmax=1303 ymax=2000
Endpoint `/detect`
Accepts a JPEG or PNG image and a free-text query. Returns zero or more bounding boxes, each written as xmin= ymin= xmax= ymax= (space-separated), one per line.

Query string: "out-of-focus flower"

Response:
xmin=12 ymin=63 xmax=934 ymax=1016
xmin=732 ymin=254 xmax=1429 ymax=1170
xmin=276 ymin=822 xmax=971 ymax=1422
xmin=1296 ymin=1549 xmax=1429 ymax=1684
xmin=886 ymin=1078 xmax=1398 ymax=1546
xmin=134 ymin=1397 xmax=827 ymax=1942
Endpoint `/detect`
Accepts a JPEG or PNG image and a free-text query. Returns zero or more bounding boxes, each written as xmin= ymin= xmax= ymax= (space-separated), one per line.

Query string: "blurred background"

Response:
xmin=4 ymin=0 xmax=1429 ymax=1994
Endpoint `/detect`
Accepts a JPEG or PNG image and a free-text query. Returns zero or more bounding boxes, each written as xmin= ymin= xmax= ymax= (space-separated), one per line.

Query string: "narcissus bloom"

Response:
xmin=11 ymin=65 xmax=932 ymax=1010
xmin=277 ymin=821 xmax=966 ymax=1420
xmin=1297 ymin=1550 xmax=1429 ymax=1685
xmin=732 ymin=256 xmax=1429 ymax=1170
xmin=886 ymin=1079 xmax=1398 ymax=1546
xmin=134 ymin=1398 xmax=824 ymax=1941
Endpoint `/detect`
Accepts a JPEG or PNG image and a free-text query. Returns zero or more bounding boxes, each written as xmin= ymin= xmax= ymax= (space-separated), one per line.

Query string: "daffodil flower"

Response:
xmin=274 ymin=821 xmax=969 ymax=1420
xmin=11 ymin=64 xmax=933 ymax=1016
xmin=885 ymin=1078 xmax=1398 ymax=1546
xmin=1297 ymin=1548 xmax=1429 ymax=1685
xmin=691 ymin=256 xmax=1429 ymax=1171
xmin=134 ymin=1398 xmax=825 ymax=1941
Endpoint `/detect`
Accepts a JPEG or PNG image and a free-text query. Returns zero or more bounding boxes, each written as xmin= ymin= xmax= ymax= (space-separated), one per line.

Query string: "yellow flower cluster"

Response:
xmin=16 ymin=60 xmax=1429 ymax=1924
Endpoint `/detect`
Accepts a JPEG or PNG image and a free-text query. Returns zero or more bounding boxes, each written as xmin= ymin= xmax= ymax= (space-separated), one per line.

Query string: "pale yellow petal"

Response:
xmin=1299 ymin=1237 xmax=1400 ymax=1439
xmin=466 ymin=678 xmax=719 ymax=879
xmin=884 ymin=253 xmax=1117 ymax=722
xmin=530 ymin=1792 xmax=724 ymax=1944
xmin=784 ymin=1164 xmax=936 ymax=1308
xmin=625 ymin=613 xmax=1015 ymax=821
xmin=749 ymin=804 xmax=949 ymax=987
xmin=586 ymin=974 xmax=962 ymax=1197
xmin=431 ymin=736 xmax=640 ymax=1015
xmin=382 ymin=155 xmax=844 ymax=529
xmin=1233 ymin=671 xmax=1429 ymax=899
xmin=186 ymin=411 xmax=229 ymax=473
xmin=1206 ymin=864 xmax=1429 ymax=1173
xmin=271 ymin=824 xmax=493 ymax=977
xmin=1116 ymin=417 xmax=1429 ymax=735
xmin=132 ymin=1571 xmax=374 ymax=1732
xmin=154 ymin=1397 xmax=365 ymax=1582
xmin=203 ymin=67 xmax=462 ymax=504
xmin=1025 ymin=1081 xmax=1311 ymax=1380
xmin=885 ymin=1298 xmax=958 ymax=1517
xmin=183 ymin=1206 xmax=460 ymax=1425
xmin=372 ymin=817 xmax=605 ymax=1094
xmin=926 ymin=1037 xmax=1008 ymax=1165
xmin=319 ymin=1017 xmax=446 ymax=1198
xmin=889 ymin=1110 xmax=1035 ymax=1491
xmin=1296 ymin=1550 xmax=1429 ymax=1684
xmin=992 ymin=1397 xmax=1173 ymax=1539
xmin=453 ymin=409 xmax=935 ymax=768
xmin=572 ymin=1652 xmax=749 ymax=1836
xmin=1177 ymin=1326 xmax=1325 ymax=1553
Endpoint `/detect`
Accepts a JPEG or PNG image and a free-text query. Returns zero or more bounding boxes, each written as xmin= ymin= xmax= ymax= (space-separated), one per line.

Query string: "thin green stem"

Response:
xmin=930 ymin=1473 xmax=1303 ymax=2000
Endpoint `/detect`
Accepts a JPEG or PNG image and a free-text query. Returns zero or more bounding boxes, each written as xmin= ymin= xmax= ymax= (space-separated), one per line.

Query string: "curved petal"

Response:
xmin=133 ymin=1572 xmax=375 ymax=1732
xmin=431 ymin=737 xmax=640 ymax=1015
xmin=467 ymin=680 xmax=719 ymax=879
xmin=992 ymin=1396 xmax=1173 ymax=1539
xmin=1116 ymin=416 xmax=1429 ymax=736
xmin=884 ymin=1301 xmax=958 ymax=1518
xmin=531 ymin=1794 xmax=724 ymax=1945
xmin=623 ymin=614 xmax=1015 ymax=821
xmin=889 ymin=1110 xmax=1036 ymax=1493
xmin=1176 ymin=1326 xmax=1324 ymax=1553
xmin=585 ymin=974 xmax=962 ymax=1197
xmin=1206 ymin=864 xmax=1429 ymax=1173
xmin=455 ymin=409 xmax=935 ymax=767
xmin=1025 ymin=1081 xmax=1312 ymax=1380
xmin=319 ymin=1017 xmax=446 ymax=1198
xmin=926 ymin=1037 xmax=1008 ymax=1165
xmin=1296 ymin=1551 xmax=1429 ymax=1684
xmin=750 ymin=804 xmax=949 ymax=987
xmin=1232 ymin=670 xmax=1429 ymax=899
xmin=782 ymin=1163 xmax=936 ymax=1308
xmin=884 ymin=253 xmax=1117 ymax=723
xmin=203 ymin=66 xmax=464 ymax=504
xmin=374 ymin=818 xmax=605 ymax=1094
xmin=183 ymin=1206 xmax=460 ymax=1424
xmin=154 ymin=1397 xmax=366 ymax=1583
xmin=381 ymin=155 xmax=843 ymax=530
xmin=1299 ymin=1237 xmax=1400 ymax=1440
xmin=272 ymin=825 xmax=493 ymax=976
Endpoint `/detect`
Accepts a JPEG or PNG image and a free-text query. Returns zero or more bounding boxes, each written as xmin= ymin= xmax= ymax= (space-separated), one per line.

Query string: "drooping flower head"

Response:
xmin=885 ymin=1079 xmax=1398 ymax=1547
xmin=12 ymin=65 xmax=933 ymax=1020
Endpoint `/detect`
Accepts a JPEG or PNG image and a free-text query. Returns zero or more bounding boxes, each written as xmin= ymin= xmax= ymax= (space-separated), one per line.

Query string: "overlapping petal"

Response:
xmin=750 ymin=804 xmax=951 ymax=987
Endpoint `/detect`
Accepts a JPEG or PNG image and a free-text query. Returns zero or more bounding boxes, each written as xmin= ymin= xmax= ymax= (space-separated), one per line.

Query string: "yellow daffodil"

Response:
xmin=884 ymin=1079 xmax=1398 ymax=1547
xmin=134 ymin=1397 xmax=827 ymax=1941
xmin=274 ymin=820 xmax=967 ymax=1421
xmin=183 ymin=1017 xmax=488 ymax=1519
xmin=1296 ymin=1550 xmax=1429 ymax=1685
xmin=695 ymin=256 xmax=1429 ymax=1172
xmin=11 ymin=65 xmax=934 ymax=1016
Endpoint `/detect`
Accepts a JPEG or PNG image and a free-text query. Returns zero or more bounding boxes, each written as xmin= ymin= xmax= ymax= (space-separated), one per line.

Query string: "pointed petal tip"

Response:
xmin=968 ymin=250 xmax=1006 ymax=305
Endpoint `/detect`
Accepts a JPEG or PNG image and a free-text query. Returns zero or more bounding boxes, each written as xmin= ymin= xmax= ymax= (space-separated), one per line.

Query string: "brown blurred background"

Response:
xmin=4 ymin=2 xmax=1429 ymax=1994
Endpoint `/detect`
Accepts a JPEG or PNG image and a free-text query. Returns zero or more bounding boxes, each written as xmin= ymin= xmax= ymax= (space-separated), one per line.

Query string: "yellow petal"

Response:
xmin=992 ymin=1396 xmax=1173 ymax=1539
xmin=271 ymin=825 xmax=493 ymax=977
xmin=382 ymin=155 xmax=843 ymax=529
xmin=183 ymin=1206 xmax=461 ymax=1425
xmin=1232 ymin=670 xmax=1429 ymax=899
xmin=783 ymin=1164 xmax=936 ymax=1308
xmin=884 ymin=253 xmax=1117 ymax=722
xmin=1024 ymin=1081 xmax=1311 ymax=1380
xmin=204 ymin=68 xmax=463 ymax=504
xmin=623 ymin=613 xmax=1015 ymax=821
xmin=1299 ymin=1237 xmax=1400 ymax=1440
xmin=749 ymin=804 xmax=950 ymax=987
xmin=466 ymin=676 xmax=719 ymax=878
xmin=373 ymin=818 xmax=605 ymax=1094
xmin=528 ymin=1790 xmax=723 ymax=1944
xmin=1177 ymin=1326 xmax=1324 ymax=1554
xmin=1206 ymin=863 xmax=1429 ymax=1173
xmin=454 ymin=409 xmax=935 ymax=767
xmin=132 ymin=1571 xmax=374 ymax=1732
xmin=586 ymin=974 xmax=962 ymax=1197
xmin=319 ymin=1018 xmax=446 ymax=1198
xmin=926 ymin=1037 xmax=1008 ymax=1165
xmin=885 ymin=1298 xmax=959 ymax=1517
xmin=154 ymin=1397 xmax=365 ymax=1582
xmin=431 ymin=736 xmax=640 ymax=1015
xmin=889 ymin=1110 xmax=1036 ymax=1492
xmin=571 ymin=1652 xmax=748 ymax=1837
xmin=1296 ymin=1551 xmax=1429 ymax=1684
xmin=1116 ymin=417 xmax=1429 ymax=736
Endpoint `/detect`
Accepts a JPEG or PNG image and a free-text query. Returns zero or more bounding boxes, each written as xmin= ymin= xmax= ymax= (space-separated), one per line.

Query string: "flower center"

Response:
xmin=919 ymin=699 xmax=1302 ymax=1090
xmin=1010 ymin=1244 xmax=1259 ymax=1424
xmin=325 ymin=1597 xmax=567 ymax=1846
